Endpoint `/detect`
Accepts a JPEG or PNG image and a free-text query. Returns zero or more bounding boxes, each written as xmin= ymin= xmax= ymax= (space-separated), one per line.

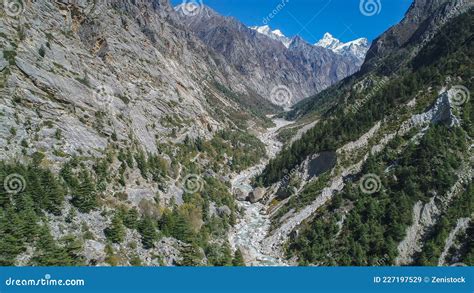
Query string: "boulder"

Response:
xmin=208 ymin=202 xmax=218 ymax=218
xmin=249 ymin=187 xmax=266 ymax=203
xmin=83 ymin=240 xmax=106 ymax=265
xmin=233 ymin=187 xmax=249 ymax=201
xmin=217 ymin=205 xmax=232 ymax=217
xmin=154 ymin=237 xmax=184 ymax=266
xmin=275 ymin=186 xmax=292 ymax=200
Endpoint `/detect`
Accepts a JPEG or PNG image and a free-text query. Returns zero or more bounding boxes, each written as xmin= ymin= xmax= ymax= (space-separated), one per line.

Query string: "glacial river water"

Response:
xmin=228 ymin=118 xmax=293 ymax=266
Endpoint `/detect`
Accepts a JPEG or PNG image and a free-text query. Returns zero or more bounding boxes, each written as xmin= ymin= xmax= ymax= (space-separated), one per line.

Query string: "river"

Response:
xmin=228 ymin=118 xmax=294 ymax=266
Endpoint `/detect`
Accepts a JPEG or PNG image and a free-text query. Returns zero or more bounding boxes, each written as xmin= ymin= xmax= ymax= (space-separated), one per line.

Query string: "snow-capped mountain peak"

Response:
xmin=272 ymin=29 xmax=285 ymax=37
xmin=315 ymin=32 xmax=342 ymax=50
xmin=250 ymin=25 xmax=292 ymax=48
xmin=315 ymin=32 xmax=370 ymax=63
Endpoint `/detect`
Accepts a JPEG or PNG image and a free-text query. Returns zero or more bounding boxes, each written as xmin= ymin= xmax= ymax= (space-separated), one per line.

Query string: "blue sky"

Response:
xmin=172 ymin=0 xmax=413 ymax=43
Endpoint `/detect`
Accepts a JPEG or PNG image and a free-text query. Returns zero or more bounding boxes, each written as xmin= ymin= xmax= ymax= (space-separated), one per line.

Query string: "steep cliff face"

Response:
xmin=0 ymin=0 xmax=270 ymax=161
xmin=362 ymin=0 xmax=473 ymax=73
xmin=0 ymin=0 xmax=275 ymax=266
xmin=175 ymin=6 xmax=361 ymax=103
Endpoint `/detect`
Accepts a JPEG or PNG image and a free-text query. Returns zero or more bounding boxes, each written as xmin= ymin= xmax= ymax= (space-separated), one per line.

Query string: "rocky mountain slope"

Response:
xmin=175 ymin=5 xmax=361 ymax=104
xmin=249 ymin=25 xmax=370 ymax=68
xmin=285 ymin=0 xmax=473 ymax=120
xmin=0 ymin=0 xmax=284 ymax=266
xmin=253 ymin=0 xmax=473 ymax=266
xmin=362 ymin=0 xmax=473 ymax=73
xmin=249 ymin=26 xmax=370 ymax=65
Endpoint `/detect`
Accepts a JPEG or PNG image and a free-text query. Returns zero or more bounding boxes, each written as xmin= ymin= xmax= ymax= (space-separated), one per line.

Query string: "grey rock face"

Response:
xmin=249 ymin=187 xmax=266 ymax=203
xmin=363 ymin=0 xmax=473 ymax=72
xmin=217 ymin=205 xmax=232 ymax=217
xmin=233 ymin=187 xmax=249 ymax=201
xmin=176 ymin=6 xmax=361 ymax=104
xmin=0 ymin=0 xmax=252 ymax=163
xmin=155 ymin=237 xmax=185 ymax=266
xmin=410 ymin=91 xmax=461 ymax=127
xmin=83 ymin=240 xmax=106 ymax=264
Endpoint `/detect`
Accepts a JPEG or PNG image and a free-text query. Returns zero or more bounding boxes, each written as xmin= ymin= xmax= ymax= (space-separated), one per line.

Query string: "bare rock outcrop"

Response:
xmin=249 ymin=187 xmax=266 ymax=203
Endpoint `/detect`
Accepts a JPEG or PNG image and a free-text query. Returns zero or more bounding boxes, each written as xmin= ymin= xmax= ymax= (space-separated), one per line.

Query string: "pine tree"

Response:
xmin=30 ymin=226 xmax=79 ymax=266
xmin=39 ymin=169 xmax=65 ymax=215
xmin=16 ymin=195 xmax=39 ymax=242
xmin=104 ymin=214 xmax=126 ymax=244
xmin=232 ymin=249 xmax=246 ymax=266
xmin=60 ymin=162 xmax=79 ymax=189
xmin=158 ymin=209 xmax=175 ymax=236
xmin=138 ymin=216 xmax=158 ymax=249
xmin=0 ymin=208 xmax=25 ymax=265
xmin=173 ymin=212 xmax=194 ymax=243
xmin=104 ymin=243 xmax=120 ymax=266
xmin=123 ymin=208 xmax=139 ymax=230
xmin=0 ymin=164 xmax=11 ymax=208
xmin=71 ymin=171 xmax=98 ymax=213
xmin=179 ymin=243 xmax=204 ymax=266
xmin=61 ymin=235 xmax=84 ymax=266
xmin=135 ymin=150 xmax=148 ymax=179
xmin=31 ymin=151 xmax=45 ymax=166
xmin=219 ymin=243 xmax=233 ymax=266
